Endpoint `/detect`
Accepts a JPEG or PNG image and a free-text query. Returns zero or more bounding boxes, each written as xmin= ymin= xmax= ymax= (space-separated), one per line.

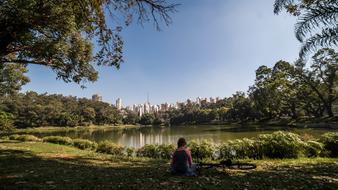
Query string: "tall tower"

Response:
xmin=116 ymin=98 xmax=122 ymax=110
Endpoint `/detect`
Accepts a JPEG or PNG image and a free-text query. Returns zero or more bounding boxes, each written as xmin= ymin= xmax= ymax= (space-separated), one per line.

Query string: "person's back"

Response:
xmin=170 ymin=138 xmax=196 ymax=176
xmin=172 ymin=147 xmax=190 ymax=174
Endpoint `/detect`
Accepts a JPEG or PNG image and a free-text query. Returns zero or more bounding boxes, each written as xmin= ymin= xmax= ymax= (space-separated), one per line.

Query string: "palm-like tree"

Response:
xmin=274 ymin=0 xmax=338 ymax=59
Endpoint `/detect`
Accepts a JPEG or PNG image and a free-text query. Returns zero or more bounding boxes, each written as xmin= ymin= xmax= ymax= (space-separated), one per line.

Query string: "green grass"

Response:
xmin=0 ymin=140 xmax=338 ymax=190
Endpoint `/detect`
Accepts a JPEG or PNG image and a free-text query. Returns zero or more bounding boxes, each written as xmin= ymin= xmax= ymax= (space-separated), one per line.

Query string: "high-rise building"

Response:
xmin=92 ymin=94 xmax=102 ymax=101
xmin=116 ymin=98 xmax=122 ymax=110
xmin=161 ymin=103 xmax=169 ymax=111
xmin=196 ymin=97 xmax=201 ymax=105
xmin=138 ymin=104 xmax=144 ymax=116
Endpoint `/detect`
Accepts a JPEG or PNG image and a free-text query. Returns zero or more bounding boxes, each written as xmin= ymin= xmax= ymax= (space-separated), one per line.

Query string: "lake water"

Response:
xmin=32 ymin=125 xmax=337 ymax=148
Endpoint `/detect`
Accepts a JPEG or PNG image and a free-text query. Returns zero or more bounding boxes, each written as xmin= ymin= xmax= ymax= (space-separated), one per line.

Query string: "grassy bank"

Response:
xmin=1 ymin=124 xmax=141 ymax=135
xmin=0 ymin=140 xmax=338 ymax=190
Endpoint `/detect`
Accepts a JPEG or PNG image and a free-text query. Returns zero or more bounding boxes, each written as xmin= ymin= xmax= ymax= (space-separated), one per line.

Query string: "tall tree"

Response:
xmin=0 ymin=0 xmax=177 ymax=85
xmin=292 ymin=48 xmax=338 ymax=117
xmin=274 ymin=0 xmax=338 ymax=59
xmin=249 ymin=65 xmax=281 ymax=119
xmin=0 ymin=63 xmax=30 ymax=96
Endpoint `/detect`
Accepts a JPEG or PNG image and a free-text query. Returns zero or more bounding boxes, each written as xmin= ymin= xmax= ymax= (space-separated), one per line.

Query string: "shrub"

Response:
xmin=219 ymin=138 xmax=261 ymax=159
xmin=42 ymin=136 xmax=73 ymax=145
xmin=8 ymin=134 xmax=19 ymax=140
xmin=0 ymin=135 xmax=9 ymax=140
xmin=73 ymin=139 xmax=98 ymax=150
xmin=304 ymin=140 xmax=324 ymax=157
xmin=136 ymin=144 xmax=175 ymax=159
xmin=157 ymin=144 xmax=175 ymax=159
xmin=320 ymin=132 xmax=338 ymax=157
xmin=0 ymin=111 xmax=14 ymax=131
xmin=126 ymin=147 xmax=135 ymax=157
xmin=136 ymin=144 xmax=158 ymax=158
xmin=8 ymin=134 xmax=41 ymax=142
xmin=258 ymin=131 xmax=304 ymax=159
xmin=188 ymin=140 xmax=215 ymax=160
xmin=97 ymin=141 xmax=124 ymax=156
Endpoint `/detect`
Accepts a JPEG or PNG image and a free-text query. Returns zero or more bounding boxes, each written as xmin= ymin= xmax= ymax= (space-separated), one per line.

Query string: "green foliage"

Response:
xmin=152 ymin=117 xmax=164 ymax=126
xmin=225 ymin=92 xmax=256 ymax=122
xmin=139 ymin=113 xmax=155 ymax=125
xmin=8 ymin=134 xmax=19 ymax=140
xmin=136 ymin=144 xmax=175 ymax=159
xmin=219 ymin=138 xmax=262 ymax=159
xmin=126 ymin=147 xmax=135 ymax=157
xmin=73 ymin=139 xmax=98 ymax=150
xmin=4 ymin=131 xmax=338 ymax=161
xmin=123 ymin=111 xmax=140 ymax=125
xmin=320 ymin=132 xmax=338 ymax=157
xmin=1 ymin=92 xmax=123 ymax=128
xmin=42 ymin=136 xmax=73 ymax=145
xmin=274 ymin=0 xmax=338 ymax=59
xmin=136 ymin=144 xmax=158 ymax=158
xmin=259 ymin=131 xmax=304 ymax=159
xmin=0 ymin=63 xmax=30 ymax=96
xmin=97 ymin=141 xmax=124 ymax=156
xmin=8 ymin=134 xmax=41 ymax=142
xmin=157 ymin=144 xmax=175 ymax=159
xmin=0 ymin=111 xmax=14 ymax=131
xmin=304 ymin=140 xmax=324 ymax=157
xmin=188 ymin=140 xmax=215 ymax=160
xmin=0 ymin=0 xmax=177 ymax=84
xmin=0 ymin=135 xmax=9 ymax=140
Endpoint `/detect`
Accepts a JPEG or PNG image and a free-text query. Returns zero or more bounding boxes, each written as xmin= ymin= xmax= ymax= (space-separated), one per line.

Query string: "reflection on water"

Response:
xmin=33 ymin=125 xmax=336 ymax=148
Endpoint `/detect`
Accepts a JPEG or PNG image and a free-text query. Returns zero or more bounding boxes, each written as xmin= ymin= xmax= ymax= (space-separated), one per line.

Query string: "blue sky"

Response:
xmin=22 ymin=0 xmax=300 ymax=106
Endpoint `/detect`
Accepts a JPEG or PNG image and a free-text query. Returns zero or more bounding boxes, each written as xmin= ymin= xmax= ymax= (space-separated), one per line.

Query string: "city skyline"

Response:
xmin=110 ymin=95 xmax=224 ymax=108
xmin=115 ymin=95 xmax=224 ymax=116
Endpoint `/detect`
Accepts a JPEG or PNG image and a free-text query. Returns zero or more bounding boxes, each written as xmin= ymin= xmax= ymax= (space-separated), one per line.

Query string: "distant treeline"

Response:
xmin=0 ymin=92 xmax=122 ymax=128
xmin=1 ymin=48 xmax=338 ymax=129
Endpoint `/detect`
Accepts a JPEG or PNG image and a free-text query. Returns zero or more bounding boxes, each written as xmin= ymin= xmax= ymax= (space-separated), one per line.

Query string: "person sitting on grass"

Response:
xmin=170 ymin=137 xmax=196 ymax=176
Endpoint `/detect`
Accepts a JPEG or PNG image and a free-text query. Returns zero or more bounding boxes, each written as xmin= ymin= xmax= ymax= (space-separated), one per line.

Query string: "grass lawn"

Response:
xmin=0 ymin=140 xmax=338 ymax=190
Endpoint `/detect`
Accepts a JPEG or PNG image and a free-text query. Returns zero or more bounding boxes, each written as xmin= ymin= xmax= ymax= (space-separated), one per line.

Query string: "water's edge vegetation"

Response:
xmin=1 ymin=131 xmax=338 ymax=190
xmin=3 ymin=131 xmax=338 ymax=160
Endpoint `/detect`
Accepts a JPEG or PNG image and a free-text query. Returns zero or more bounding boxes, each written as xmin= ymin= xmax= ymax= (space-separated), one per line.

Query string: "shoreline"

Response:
xmin=2 ymin=119 xmax=338 ymax=136
xmin=0 ymin=124 xmax=143 ymax=135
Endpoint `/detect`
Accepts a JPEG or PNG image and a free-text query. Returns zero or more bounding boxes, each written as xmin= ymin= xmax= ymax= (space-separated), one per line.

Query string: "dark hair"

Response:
xmin=177 ymin=138 xmax=187 ymax=148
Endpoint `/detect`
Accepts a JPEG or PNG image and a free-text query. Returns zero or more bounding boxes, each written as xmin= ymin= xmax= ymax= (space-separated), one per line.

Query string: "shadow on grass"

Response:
xmin=0 ymin=148 xmax=338 ymax=190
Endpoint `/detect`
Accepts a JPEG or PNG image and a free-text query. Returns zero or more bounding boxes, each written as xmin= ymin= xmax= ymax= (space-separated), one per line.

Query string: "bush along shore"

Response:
xmin=3 ymin=131 xmax=338 ymax=160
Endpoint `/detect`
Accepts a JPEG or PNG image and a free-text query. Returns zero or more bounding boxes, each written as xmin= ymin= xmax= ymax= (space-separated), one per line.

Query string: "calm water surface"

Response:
xmin=33 ymin=125 xmax=336 ymax=148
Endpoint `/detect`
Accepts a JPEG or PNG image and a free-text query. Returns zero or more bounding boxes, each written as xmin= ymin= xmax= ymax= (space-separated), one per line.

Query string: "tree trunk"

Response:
xmin=326 ymin=103 xmax=334 ymax=117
